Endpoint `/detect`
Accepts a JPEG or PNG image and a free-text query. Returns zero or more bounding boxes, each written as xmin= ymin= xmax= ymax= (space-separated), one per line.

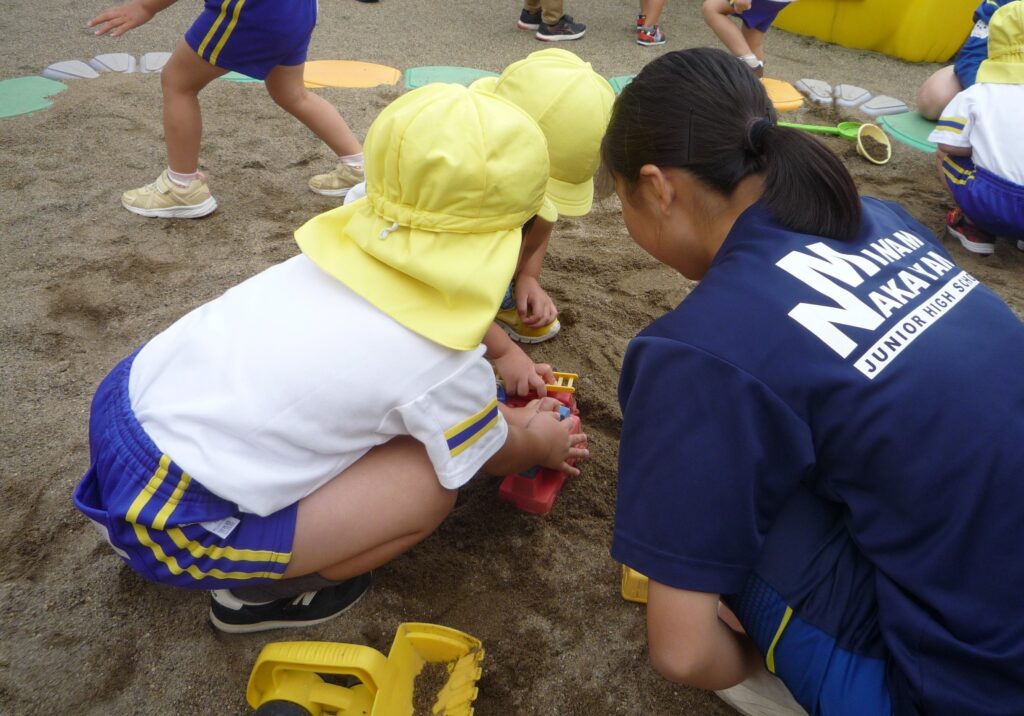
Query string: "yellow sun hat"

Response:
xmin=471 ymin=48 xmax=615 ymax=218
xmin=976 ymin=1 xmax=1024 ymax=85
xmin=295 ymin=83 xmax=550 ymax=350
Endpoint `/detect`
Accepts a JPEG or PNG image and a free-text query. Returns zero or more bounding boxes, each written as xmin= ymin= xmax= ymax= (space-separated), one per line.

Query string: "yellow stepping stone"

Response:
xmin=303 ymin=60 xmax=401 ymax=89
xmin=762 ymin=77 xmax=804 ymax=113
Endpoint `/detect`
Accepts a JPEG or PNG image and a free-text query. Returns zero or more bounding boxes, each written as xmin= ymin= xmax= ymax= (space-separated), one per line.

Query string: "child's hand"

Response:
xmin=88 ymin=1 xmax=154 ymax=36
xmin=493 ymin=346 xmax=555 ymax=398
xmin=522 ymin=403 xmax=589 ymax=476
xmin=729 ymin=0 xmax=753 ymax=12
xmin=515 ymin=275 xmax=558 ymax=328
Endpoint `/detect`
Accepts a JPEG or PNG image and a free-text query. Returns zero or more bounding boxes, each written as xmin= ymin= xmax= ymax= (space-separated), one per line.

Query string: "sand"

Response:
xmin=2 ymin=1 xmax=1022 ymax=714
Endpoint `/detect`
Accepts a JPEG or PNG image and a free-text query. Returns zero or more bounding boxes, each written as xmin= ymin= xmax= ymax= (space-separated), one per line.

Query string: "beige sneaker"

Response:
xmin=308 ymin=163 xmax=365 ymax=197
xmin=121 ymin=170 xmax=217 ymax=219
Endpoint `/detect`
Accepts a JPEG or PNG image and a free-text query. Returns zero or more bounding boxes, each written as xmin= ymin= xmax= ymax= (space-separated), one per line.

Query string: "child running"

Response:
xmin=701 ymin=0 xmax=797 ymax=76
xmin=89 ymin=0 xmax=365 ymax=218
xmin=72 ymin=83 xmax=588 ymax=633
xmin=928 ymin=1 xmax=1024 ymax=255
xmin=605 ymin=48 xmax=1024 ymax=714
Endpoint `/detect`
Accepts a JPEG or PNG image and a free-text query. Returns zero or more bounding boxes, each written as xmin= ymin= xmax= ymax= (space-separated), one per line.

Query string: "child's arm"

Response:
xmin=483 ymin=323 xmax=555 ymax=397
xmin=89 ymin=0 xmax=178 ymax=37
xmin=515 ymin=218 xmax=558 ymax=328
xmin=938 ymin=143 xmax=972 ymax=157
xmin=483 ymin=399 xmax=588 ymax=477
xmin=646 ymin=579 xmax=761 ymax=690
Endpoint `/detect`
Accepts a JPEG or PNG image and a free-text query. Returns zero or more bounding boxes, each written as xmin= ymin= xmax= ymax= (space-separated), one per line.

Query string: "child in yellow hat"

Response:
xmin=929 ymin=1 xmax=1024 ymax=255
xmin=72 ymin=83 xmax=588 ymax=633
xmin=472 ymin=49 xmax=615 ymax=396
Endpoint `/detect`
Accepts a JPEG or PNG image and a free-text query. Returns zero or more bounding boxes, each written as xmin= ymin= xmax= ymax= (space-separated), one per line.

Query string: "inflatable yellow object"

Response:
xmin=775 ymin=0 xmax=979 ymax=63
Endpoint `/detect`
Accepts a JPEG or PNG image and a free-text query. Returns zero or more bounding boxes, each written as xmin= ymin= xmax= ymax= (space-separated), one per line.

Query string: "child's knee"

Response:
xmin=702 ymin=0 xmax=730 ymax=20
xmin=267 ymin=81 xmax=308 ymax=112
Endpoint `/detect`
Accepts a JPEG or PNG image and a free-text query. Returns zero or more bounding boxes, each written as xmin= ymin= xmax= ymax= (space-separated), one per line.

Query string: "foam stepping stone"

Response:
xmin=859 ymin=94 xmax=909 ymax=117
xmin=762 ymin=78 xmax=804 ymax=112
xmin=89 ymin=53 xmax=137 ymax=73
xmin=795 ymin=78 xmax=833 ymax=105
xmin=0 ymin=76 xmax=67 ymax=118
xmin=42 ymin=60 xmax=100 ymax=81
xmin=140 ymin=52 xmax=171 ymax=73
xmin=303 ymin=60 xmax=401 ymax=89
xmin=220 ymin=71 xmax=261 ymax=83
xmin=879 ymin=111 xmax=937 ymax=154
xmin=608 ymin=74 xmax=635 ymax=94
xmin=834 ymin=84 xmax=871 ymax=108
xmin=404 ymin=66 xmax=498 ymax=90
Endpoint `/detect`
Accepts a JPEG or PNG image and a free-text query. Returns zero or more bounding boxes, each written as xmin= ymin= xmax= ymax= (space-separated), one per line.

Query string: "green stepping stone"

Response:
xmin=0 ymin=76 xmax=67 ymax=118
xmin=879 ymin=111 xmax=937 ymax=154
xmin=404 ymin=66 xmax=498 ymax=90
xmin=609 ymin=75 xmax=634 ymax=95
xmin=220 ymin=71 xmax=261 ymax=83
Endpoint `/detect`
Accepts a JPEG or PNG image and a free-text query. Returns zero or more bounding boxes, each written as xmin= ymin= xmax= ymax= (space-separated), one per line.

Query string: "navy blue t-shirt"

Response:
xmin=611 ymin=198 xmax=1024 ymax=715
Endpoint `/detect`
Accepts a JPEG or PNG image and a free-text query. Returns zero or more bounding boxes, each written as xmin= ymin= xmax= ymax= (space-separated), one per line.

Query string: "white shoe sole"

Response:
xmin=536 ymin=30 xmax=586 ymax=41
xmin=947 ymin=226 xmax=995 ymax=255
xmin=517 ymin=21 xmax=540 ymax=29
xmin=122 ymin=196 xmax=217 ymax=219
xmin=636 ymin=38 xmax=666 ymax=46
xmin=497 ymin=319 xmax=561 ymax=344
xmin=309 ymin=184 xmax=353 ymax=197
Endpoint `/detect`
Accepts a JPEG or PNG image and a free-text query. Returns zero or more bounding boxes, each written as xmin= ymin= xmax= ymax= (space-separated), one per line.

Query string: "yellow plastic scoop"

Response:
xmin=247 ymin=623 xmax=484 ymax=715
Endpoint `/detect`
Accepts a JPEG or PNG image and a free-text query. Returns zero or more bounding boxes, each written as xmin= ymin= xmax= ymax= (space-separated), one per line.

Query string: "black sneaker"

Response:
xmin=517 ymin=8 xmax=542 ymax=30
xmin=536 ymin=15 xmax=586 ymax=41
xmin=209 ymin=573 xmax=372 ymax=634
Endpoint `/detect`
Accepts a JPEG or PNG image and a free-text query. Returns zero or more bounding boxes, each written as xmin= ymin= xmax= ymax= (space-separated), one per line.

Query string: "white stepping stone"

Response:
xmin=859 ymin=95 xmax=909 ymax=117
xmin=42 ymin=60 xmax=100 ymax=81
xmin=140 ymin=52 xmax=172 ymax=73
xmin=795 ymin=78 xmax=833 ymax=105
xmin=834 ymin=84 xmax=871 ymax=108
xmin=89 ymin=53 xmax=137 ymax=73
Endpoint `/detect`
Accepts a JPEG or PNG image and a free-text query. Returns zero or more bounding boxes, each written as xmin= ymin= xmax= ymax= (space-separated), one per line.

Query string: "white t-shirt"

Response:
xmin=129 ymin=255 xmax=507 ymax=516
xmin=928 ymin=83 xmax=1024 ymax=185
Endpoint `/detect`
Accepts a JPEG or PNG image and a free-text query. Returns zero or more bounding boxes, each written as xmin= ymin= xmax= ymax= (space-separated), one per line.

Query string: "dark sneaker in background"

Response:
xmin=536 ymin=15 xmax=586 ymax=41
xmin=518 ymin=8 xmax=542 ymax=30
xmin=209 ymin=572 xmax=372 ymax=634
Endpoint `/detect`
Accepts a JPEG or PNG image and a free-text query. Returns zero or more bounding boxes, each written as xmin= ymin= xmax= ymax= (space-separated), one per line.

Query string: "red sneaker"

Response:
xmin=946 ymin=208 xmax=995 ymax=255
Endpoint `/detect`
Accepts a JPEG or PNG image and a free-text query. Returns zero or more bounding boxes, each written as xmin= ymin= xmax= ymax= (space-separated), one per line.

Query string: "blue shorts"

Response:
xmin=953 ymin=34 xmax=988 ymax=88
xmin=184 ymin=0 xmax=317 ymax=80
xmin=943 ymin=156 xmax=1024 ymax=242
xmin=72 ymin=350 xmax=296 ymax=589
xmin=724 ymin=487 xmax=893 ymax=716
xmin=737 ymin=0 xmax=791 ymax=33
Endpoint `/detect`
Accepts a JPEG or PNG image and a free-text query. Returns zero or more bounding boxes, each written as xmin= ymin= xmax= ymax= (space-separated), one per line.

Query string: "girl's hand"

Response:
xmin=493 ymin=348 xmax=555 ymax=398
xmin=514 ymin=276 xmax=558 ymax=328
xmin=88 ymin=1 xmax=154 ymax=36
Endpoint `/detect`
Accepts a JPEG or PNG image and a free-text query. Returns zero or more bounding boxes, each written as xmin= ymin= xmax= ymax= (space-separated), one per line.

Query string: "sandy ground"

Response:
xmin=2 ymin=1 xmax=1023 ymax=714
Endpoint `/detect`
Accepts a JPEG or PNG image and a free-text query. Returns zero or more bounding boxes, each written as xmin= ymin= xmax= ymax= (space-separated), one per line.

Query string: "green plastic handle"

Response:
xmin=779 ymin=121 xmax=861 ymax=141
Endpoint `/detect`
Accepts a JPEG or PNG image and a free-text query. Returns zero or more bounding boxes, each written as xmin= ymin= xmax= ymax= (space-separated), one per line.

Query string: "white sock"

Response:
xmin=338 ymin=152 xmax=364 ymax=170
xmin=166 ymin=168 xmax=199 ymax=187
xmin=738 ymin=53 xmax=764 ymax=70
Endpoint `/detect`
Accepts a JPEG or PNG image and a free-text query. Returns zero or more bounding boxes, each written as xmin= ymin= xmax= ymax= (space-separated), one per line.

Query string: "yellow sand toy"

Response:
xmin=620 ymin=565 xmax=650 ymax=605
xmin=246 ymin=623 xmax=484 ymax=715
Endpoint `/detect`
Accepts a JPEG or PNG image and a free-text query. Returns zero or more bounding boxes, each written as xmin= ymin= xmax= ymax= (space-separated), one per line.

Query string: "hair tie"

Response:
xmin=745 ymin=116 xmax=773 ymax=154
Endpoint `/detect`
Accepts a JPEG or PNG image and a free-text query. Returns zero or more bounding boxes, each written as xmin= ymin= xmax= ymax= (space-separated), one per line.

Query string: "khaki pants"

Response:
xmin=523 ymin=0 xmax=564 ymax=25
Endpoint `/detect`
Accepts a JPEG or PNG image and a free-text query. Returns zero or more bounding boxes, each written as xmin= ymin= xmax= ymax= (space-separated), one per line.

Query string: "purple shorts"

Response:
xmin=184 ymin=0 xmax=317 ymax=79
xmin=737 ymin=0 xmax=792 ymax=33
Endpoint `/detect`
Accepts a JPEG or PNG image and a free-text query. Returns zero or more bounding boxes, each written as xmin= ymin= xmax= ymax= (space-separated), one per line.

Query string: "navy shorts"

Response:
xmin=184 ymin=0 xmax=317 ymax=79
xmin=943 ymin=155 xmax=1024 ymax=242
xmin=738 ymin=0 xmax=791 ymax=33
xmin=724 ymin=487 xmax=893 ymax=716
xmin=72 ymin=350 xmax=296 ymax=590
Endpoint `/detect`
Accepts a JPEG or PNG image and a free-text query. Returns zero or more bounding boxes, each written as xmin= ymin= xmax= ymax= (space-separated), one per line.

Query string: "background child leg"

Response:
xmin=161 ymin=40 xmax=227 ymax=174
xmin=264 ymin=63 xmax=362 ymax=158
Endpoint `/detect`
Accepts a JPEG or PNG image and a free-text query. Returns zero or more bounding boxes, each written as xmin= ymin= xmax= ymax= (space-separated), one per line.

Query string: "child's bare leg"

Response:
xmin=917 ymin=66 xmax=961 ymax=120
xmin=264 ymin=63 xmax=361 ymax=157
xmin=640 ymin=0 xmax=666 ymax=26
xmin=703 ymin=0 xmax=752 ymax=57
xmin=741 ymin=26 xmax=766 ymax=61
xmin=161 ymin=40 xmax=226 ymax=174
xmin=283 ymin=436 xmax=457 ymax=581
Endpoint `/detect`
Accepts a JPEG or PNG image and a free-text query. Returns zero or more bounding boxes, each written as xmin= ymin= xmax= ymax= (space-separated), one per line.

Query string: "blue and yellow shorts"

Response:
xmin=737 ymin=0 xmax=791 ymax=33
xmin=184 ymin=0 xmax=318 ymax=80
xmin=942 ymin=155 xmax=1024 ymax=242
xmin=72 ymin=350 xmax=296 ymax=590
xmin=724 ymin=487 xmax=893 ymax=716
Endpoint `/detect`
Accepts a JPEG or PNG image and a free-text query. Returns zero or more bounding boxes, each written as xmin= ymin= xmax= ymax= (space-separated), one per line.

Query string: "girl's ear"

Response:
xmin=637 ymin=164 xmax=676 ymax=214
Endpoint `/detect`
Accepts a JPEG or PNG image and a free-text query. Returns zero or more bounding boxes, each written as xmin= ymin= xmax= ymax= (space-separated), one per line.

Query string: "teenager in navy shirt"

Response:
xmin=604 ymin=48 xmax=1024 ymax=715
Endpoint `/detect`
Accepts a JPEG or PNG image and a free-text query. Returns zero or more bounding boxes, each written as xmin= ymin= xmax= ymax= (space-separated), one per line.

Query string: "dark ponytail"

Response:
xmin=601 ymin=48 xmax=861 ymax=242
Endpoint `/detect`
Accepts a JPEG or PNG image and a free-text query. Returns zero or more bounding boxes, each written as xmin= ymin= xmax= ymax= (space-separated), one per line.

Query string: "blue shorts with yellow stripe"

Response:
xmin=184 ymin=0 xmax=317 ymax=80
xmin=724 ymin=487 xmax=893 ymax=716
xmin=942 ymin=155 xmax=1024 ymax=242
xmin=72 ymin=350 xmax=295 ymax=589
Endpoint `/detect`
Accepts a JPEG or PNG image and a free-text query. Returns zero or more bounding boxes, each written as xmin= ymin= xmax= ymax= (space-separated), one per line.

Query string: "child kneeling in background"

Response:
xmin=73 ymin=84 xmax=588 ymax=633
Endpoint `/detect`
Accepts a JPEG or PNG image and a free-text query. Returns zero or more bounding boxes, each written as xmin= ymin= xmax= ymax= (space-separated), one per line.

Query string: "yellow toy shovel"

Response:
xmin=247 ymin=623 xmax=484 ymax=715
